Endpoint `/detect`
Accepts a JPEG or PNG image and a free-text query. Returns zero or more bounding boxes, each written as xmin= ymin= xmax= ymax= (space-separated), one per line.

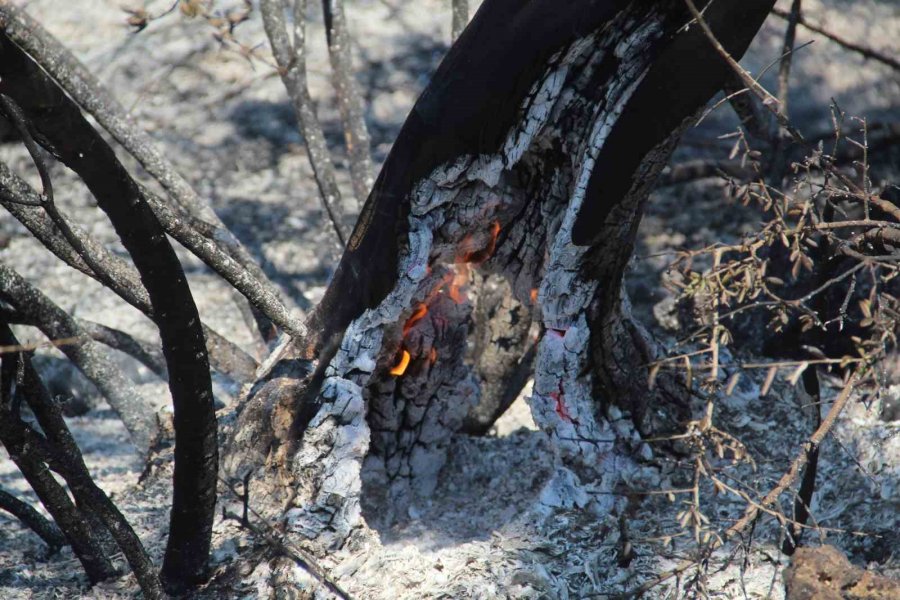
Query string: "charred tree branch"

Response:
xmin=0 ymin=32 xmax=217 ymax=591
xmin=0 ymin=162 xmax=258 ymax=382
xmin=0 ymin=2 xmax=297 ymax=341
xmin=321 ymin=0 xmax=374 ymax=205
xmin=261 ymin=0 xmax=348 ymax=246
xmin=0 ymin=346 xmax=118 ymax=583
xmin=141 ymin=187 xmax=307 ymax=338
xmin=0 ymin=485 xmax=66 ymax=552
xmin=0 ymin=261 xmax=158 ymax=450
xmin=0 ymin=321 xmax=165 ymax=599
xmin=0 ymin=308 xmax=168 ymax=380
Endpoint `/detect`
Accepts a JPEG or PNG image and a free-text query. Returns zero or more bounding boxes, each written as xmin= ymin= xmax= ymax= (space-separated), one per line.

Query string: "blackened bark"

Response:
xmin=0 ymin=485 xmax=66 ymax=551
xmin=227 ymin=2 xmax=777 ymax=577
xmin=0 ymin=33 xmax=216 ymax=591
xmin=582 ymin=0 xmax=777 ymax=430
xmin=0 ymin=321 xmax=165 ymax=598
xmin=461 ymin=274 xmax=535 ymax=435
xmin=0 ymin=346 xmax=118 ymax=583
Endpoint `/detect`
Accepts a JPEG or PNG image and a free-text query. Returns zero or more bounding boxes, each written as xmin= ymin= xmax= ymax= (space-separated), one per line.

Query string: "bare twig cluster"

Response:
xmin=628 ymin=2 xmax=900 ymax=595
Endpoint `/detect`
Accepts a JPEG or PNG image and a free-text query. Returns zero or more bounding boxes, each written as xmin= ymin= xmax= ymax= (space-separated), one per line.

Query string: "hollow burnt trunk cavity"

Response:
xmin=225 ymin=0 xmax=777 ymax=569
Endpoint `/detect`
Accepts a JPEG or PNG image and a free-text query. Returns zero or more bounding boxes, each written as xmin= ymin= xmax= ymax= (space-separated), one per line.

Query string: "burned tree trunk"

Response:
xmin=225 ymin=0 xmax=775 ymax=573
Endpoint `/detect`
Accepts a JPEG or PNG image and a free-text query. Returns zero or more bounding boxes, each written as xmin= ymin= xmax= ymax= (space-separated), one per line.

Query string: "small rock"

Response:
xmin=784 ymin=545 xmax=900 ymax=600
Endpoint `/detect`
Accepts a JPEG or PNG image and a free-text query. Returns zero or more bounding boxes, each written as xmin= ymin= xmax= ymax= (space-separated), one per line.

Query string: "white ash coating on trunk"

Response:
xmin=283 ymin=4 xmax=676 ymax=551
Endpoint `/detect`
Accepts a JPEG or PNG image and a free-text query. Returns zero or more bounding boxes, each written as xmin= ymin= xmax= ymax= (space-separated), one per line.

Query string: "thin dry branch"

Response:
xmin=0 ymin=261 xmax=158 ymax=450
xmin=772 ymin=6 xmax=900 ymax=72
xmin=776 ymin=0 xmax=802 ymax=117
xmin=261 ymin=0 xmax=348 ymax=246
xmin=0 ymin=485 xmax=66 ymax=551
xmin=321 ymin=0 xmax=374 ymax=205
xmin=220 ymin=478 xmax=352 ymax=600
xmin=141 ymin=187 xmax=307 ymax=338
xmin=0 ymin=2 xmax=298 ymax=339
xmin=0 ymin=308 xmax=168 ymax=380
xmin=623 ymin=368 xmax=860 ymax=598
xmin=684 ymin=0 xmax=898 ymax=217
xmin=0 ymin=91 xmax=304 ymax=342
xmin=621 ymin=5 xmax=883 ymax=594
xmin=0 ymin=161 xmax=258 ymax=382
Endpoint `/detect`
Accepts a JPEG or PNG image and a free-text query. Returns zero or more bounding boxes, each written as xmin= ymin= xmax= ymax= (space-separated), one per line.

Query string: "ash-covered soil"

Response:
xmin=0 ymin=1 xmax=898 ymax=598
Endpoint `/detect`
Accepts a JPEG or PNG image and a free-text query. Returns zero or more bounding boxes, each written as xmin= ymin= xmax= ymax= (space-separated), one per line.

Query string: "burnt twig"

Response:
xmin=0 ymin=161 xmax=258 ymax=382
xmin=0 ymin=485 xmax=66 ymax=552
xmin=0 ymin=261 xmax=158 ymax=450
xmin=0 ymin=2 xmax=299 ymax=342
xmin=0 ymin=321 xmax=165 ymax=599
xmin=322 ymin=0 xmax=374 ymax=206
xmin=0 ymin=32 xmax=217 ymax=591
xmin=772 ymin=6 xmax=900 ymax=73
xmin=0 ymin=345 xmax=118 ymax=583
xmin=261 ymin=0 xmax=348 ymax=246
xmin=0 ymin=308 xmax=168 ymax=380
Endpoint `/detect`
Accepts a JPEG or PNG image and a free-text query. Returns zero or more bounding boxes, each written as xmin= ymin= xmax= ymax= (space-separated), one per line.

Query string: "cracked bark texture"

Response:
xmin=225 ymin=0 xmax=776 ymax=572
xmin=460 ymin=273 xmax=535 ymax=435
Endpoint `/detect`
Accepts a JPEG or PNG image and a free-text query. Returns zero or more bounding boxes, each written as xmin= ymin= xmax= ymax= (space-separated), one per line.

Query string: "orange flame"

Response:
xmin=390 ymin=349 xmax=411 ymax=376
xmin=448 ymin=264 xmax=469 ymax=303
xmin=403 ymin=303 xmax=428 ymax=336
xmin=530 ymin=288 xmax=538 ymax=304
xmin=457 ymin=221 xmax=501 ymax=264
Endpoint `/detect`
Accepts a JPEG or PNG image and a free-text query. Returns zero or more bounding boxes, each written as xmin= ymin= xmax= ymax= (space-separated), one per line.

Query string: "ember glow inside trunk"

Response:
xmin=225 ymin=0 xmax=776 ymax=563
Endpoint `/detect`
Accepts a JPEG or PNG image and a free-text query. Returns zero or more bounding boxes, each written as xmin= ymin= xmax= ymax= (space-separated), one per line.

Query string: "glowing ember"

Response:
xmin=447 ymin=264 xmax=469 ymax=304
xmin=428 ymin=347 xmax=438 ymax=364
xmin=403 ymin=303 xmax=428 ymax=336
xmin=530 ymin=288 xmax=539 ymax=304
xmin=549 ymin=390 xmax=574 ymax=423
xmin=390 ymin=349 xmax=411 ymax=376
xmin=456 ymin=221 xmax=501 ymax=264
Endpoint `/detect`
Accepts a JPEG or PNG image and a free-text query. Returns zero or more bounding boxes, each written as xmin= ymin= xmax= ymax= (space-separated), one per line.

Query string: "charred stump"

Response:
xmin=225 ymin=0 xmax=776 ymax=569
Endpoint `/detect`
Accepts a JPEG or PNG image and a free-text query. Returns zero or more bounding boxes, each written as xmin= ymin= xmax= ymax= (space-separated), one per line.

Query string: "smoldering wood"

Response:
xmin=460 ymin=273 xmax=535 ymax=435
xmin=225 ymin=0 xmax=777 ymax=582
xmin=0 ymin=31 xmax=216 ymax=591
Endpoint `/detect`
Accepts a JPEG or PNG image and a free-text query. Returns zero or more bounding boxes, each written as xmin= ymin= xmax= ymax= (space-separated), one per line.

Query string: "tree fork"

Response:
xmin=225 ymin=1 xmax=777 ymax=583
